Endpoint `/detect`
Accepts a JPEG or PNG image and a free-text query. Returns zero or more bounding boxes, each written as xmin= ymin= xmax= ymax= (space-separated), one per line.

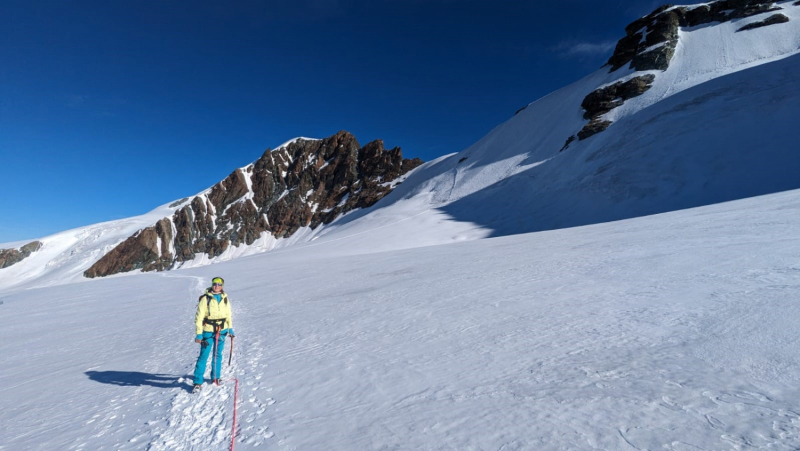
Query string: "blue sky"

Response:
xmin=1 ymin=0 xmax=670 ymax=243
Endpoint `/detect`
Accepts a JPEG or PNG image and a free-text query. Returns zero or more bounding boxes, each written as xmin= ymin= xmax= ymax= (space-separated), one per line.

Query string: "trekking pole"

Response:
xmin=214 ymin=327 xmax=221 ymax=386
xmin=228 ymin=336 xmax=234 ymax=366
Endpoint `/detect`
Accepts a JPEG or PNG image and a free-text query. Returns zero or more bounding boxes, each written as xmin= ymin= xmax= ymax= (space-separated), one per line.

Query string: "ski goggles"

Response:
xmin=211 ymin=277 xmax=224 ymax=286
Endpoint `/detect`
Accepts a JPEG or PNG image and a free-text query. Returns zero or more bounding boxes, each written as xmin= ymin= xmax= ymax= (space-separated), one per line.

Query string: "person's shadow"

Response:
xmin=86 ymin=371 xmax=191 ymax=392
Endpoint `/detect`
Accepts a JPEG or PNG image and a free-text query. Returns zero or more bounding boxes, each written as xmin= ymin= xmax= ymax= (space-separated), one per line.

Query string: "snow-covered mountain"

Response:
xmin=5 ymin=2 xmax=800 ymax=450
xmin=1 ymin=133 xmax=422 ymax=290
xmin=4 ymin=0 xmax=800 ymax=291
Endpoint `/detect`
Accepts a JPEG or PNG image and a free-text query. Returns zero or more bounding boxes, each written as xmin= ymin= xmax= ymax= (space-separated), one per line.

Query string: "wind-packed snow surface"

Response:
xmin=3 ymin=190 xmax=800 ymax=450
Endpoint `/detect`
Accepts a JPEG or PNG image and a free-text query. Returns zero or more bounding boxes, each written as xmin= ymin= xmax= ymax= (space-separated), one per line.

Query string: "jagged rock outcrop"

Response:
xmin=737 ymin=13 xmax=790 ymax=31
xmin=581 ymin=75 xmax=656 ymax=120
xmin=608 ymin=1 xmax=785 ymax=72
xmin=578 ymin=74 xmax=656 ymax=140
xmin=84 ymin=131 xmax=423 ymax=278
xmin=577 ymin=120 xmax=614 ymax=141
xmin=0 ymin=241 xmax=43 ymax=269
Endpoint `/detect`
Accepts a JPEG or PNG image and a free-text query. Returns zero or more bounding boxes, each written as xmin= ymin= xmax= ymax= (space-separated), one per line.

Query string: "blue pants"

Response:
xmin=193 ymin=331 xmax=227 ymax=385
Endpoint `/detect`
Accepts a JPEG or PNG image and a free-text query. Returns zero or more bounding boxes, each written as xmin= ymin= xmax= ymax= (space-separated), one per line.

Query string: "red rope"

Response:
xmin=228 ymin=378 xmax=240 ymax=451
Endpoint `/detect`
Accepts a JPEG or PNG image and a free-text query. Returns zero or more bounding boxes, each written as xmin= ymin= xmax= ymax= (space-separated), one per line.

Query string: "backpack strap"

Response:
xmin=200 ymin=292 xmax=229 ymax=330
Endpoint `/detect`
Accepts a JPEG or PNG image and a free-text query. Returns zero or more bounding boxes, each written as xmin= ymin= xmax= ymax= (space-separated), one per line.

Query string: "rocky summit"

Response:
xmin=84 ymin=131 xmax=423 ymax=278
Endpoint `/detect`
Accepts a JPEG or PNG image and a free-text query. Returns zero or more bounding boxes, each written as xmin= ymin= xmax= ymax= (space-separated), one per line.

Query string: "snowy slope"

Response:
xmin=305 ymin=2 xmax=800 ymax=254
xmin=0 ymin=139 xmax=321 ymax=291
xmin=0 ymin=203 xmax=179 ymax=291
xmin=4 ymin=3 xmax=800 ymax=288
xmin=2 ymin=189 xmax=800 ymax=450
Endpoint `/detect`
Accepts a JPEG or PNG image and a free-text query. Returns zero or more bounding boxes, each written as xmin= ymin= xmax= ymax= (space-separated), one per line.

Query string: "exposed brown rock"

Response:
xmin=83 ymin=229 xmax=160 ymax=277
xmin=85 ymin=131 xmax=423 ymax=278
xmin=83 ymin=218 xmax=177 ymax=277
xmin=0 ymin=241 xmax=43 ymax=269
xmin=736 ymin=13 xmax=790 ymax=31
xmin=208 ymin=169 xmax=249 ymax=212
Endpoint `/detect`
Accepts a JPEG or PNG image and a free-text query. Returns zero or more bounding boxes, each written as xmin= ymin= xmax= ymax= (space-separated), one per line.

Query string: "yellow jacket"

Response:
xmin=195 ymin=289 xmax=233 ymax=337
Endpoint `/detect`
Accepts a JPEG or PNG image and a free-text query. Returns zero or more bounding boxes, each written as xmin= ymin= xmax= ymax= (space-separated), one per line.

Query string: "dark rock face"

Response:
xmin=85 ymin=131 xmax=423 ymax=278
xmin=578 ymin=120 xmax=613 ymax=141
xmin=0 ymin=241 xmax=43 ymax=269
xmin=559 ymin=135 xmax=577 ymax=152
xmin=581 ymin=75 xmax=656 ymax=120
xmin=737 ymin=13 xmax=790 ymax=31
xmin=607 ymin=7 xmax=682 ymax=72
xmin=578 ymin=74 xmax=656 ymax=140
xmin=608 ymin=1 xmax=782 ymax=72
xmin=582 ymin=0 xmax=786 ymax=141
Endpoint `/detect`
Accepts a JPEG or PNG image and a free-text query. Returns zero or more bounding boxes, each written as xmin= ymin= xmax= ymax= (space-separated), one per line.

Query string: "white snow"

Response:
xmin=3 ymin=190 xmax=800 ymax=450
xmin=274 ymin=137 xmax=319 ymax=152
xmin=3 ymin=9 xmax=800 ymax=448
xmin=641 ymin=40 xmax=668 ymax=54
xmin=0 ymin=200 xmax=184 ymax=290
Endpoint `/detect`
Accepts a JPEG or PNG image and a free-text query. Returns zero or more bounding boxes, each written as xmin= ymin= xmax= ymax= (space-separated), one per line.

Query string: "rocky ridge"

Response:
xmin=607 ymin=0 xmax=788 ymax=73
xmin=737 ymin=13 xmax=791 ymax=30
xmin=570 ymin=0 xmax=793 ymax=143
xmin=84 ymin=131 xmax=423 ymax=278
xmin=0 ymin=241 xmax=43 ymax=269
xmin=578 ymin=74 xmax=656 ymax=140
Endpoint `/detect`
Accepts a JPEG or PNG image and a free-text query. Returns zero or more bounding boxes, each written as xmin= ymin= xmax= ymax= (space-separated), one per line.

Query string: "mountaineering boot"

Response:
xmin=192 ymin=384 xmax=202 ymax=394
xmin=214 ymin=379 xmax=222 ymax=385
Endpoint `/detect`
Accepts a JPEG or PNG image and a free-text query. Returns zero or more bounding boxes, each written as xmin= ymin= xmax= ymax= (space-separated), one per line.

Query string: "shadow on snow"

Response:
xmin=85 ymin=371 xmax=190 ymax=391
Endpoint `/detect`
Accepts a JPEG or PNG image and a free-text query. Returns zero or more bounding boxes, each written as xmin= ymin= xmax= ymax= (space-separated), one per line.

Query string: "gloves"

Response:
xmin=228 ymin=329 xmax=235 ymax=338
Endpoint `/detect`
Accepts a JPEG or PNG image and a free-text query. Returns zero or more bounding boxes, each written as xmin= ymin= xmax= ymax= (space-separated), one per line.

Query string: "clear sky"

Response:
xmin=1 ymin=0 xmax=672 ymax=243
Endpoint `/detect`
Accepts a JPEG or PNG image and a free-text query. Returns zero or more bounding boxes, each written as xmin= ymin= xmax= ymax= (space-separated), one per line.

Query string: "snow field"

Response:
xmin=2 ymin=189 xmax=800 ymax=450
xmin=3 ymin=4 xmax=800 ymax=449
